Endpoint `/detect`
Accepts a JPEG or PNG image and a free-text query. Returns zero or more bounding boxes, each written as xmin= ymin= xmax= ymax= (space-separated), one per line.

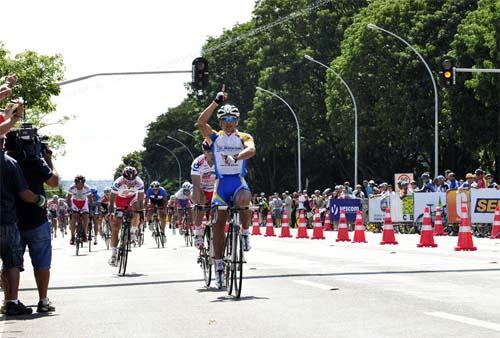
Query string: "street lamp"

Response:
xmin=177 ymin=129 xmax=195 ymax=138
xmin=167 ymin=135 xmax=195 ymax=161
xmin=367 ymin=23 xmax=439 ymax=177
xmin=256 ymin=86 xmax=302 ymax=192
xmin=155 ymin=143 xmax=182 ymax=190
xmin=304 ymin=54 xmax=359 ymax=185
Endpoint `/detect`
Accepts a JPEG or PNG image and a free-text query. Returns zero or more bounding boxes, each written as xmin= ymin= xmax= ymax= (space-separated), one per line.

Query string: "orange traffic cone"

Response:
xmin=264 ymin=211 xmax=276 ymax=237
xmin=279 ymin=210 xmax=292 ymax=238
xmin=433 ymin=206 xmax=446 ymax=236
xmin=251 ymin=210 xmax=262 ymax=235
xmin=380 ymin=208 xmax=398 ymax=245
xmin=352 ymin=210 xmax=367 ymax=243
xmin=311 ymin=209 xmax=326 ymax=240
xmin=323 ymin=211 xmax=333 ymax=231
xmin=490 ymin=206 xmax=500 ymax=239
xmin=417 ymin=207 xmax=437 ymax=247
xmin=296 ymin=210 xmax=309 ymax=239
xmin=336 ymin=209 xmax=350 ymax=242
xmin=455 ymin=203 xmax=477 ymax=251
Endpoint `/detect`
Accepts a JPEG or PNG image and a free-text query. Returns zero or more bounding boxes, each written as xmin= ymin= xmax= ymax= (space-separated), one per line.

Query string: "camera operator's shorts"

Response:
xmin=71 ymin=199 xmax=89 ymax=213
xmin=211 ymin=175 xmax=250 ymax=208
xmin=0 ymin=224 xmax=24 ymax=270
xmin=20 ymin=222 xmax=52 ymax=270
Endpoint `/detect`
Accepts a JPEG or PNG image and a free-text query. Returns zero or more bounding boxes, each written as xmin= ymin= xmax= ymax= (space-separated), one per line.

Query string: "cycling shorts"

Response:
xmin=115 ymin=195 xmax=137 ymax=210
xmin=71 ymin=199 xmax=89 ymax=213
xmin=176 ymin=199 xmax=192 ymax=209
xmin=203 ymin=191 xmax=213 ymax=204
xmin=150 ymin=199 xmax=166 ymax=208
xmin=211 ymin=175 xmax=250 ymax=208
xmin=49 ymin=210 xmax=57 ymax=218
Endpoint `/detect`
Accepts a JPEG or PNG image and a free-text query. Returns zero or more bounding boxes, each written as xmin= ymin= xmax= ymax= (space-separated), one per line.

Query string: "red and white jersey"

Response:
xmin=111 ymin=176 xmax=145 ymax=198
xmin=68 ymin=183 xmax=91 ymax=201
xmin=47 ymin=199 xmax=58 ymax=211
xmin=190 ymin=154 xmax=215 ymax=192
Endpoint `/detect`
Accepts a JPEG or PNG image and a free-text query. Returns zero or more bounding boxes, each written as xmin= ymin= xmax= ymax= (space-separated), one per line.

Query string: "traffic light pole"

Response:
xmin=451 ymin=68 xmax=500 ymax=85
xmin=57 ymin=70 xmax=191 ymax=86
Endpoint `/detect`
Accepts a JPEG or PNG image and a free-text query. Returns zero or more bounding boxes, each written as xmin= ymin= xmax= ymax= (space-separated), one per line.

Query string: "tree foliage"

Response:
xmin=135 ymin=0 xmax=498 ymax=192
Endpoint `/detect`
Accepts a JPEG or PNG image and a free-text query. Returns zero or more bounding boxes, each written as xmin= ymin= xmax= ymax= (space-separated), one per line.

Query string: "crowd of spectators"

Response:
xmin=253 ymin=169 xmax=499 ymax=228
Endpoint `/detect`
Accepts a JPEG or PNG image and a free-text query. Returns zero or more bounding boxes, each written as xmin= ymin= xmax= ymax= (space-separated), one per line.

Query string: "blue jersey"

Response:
xmin=146 ymin=187 xmax=167 ymax=203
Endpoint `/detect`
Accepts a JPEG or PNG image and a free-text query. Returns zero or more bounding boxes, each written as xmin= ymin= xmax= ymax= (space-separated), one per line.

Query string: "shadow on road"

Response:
xmin=210 ymin=295 xmax=270 ymax=302
xmin=19 ymin=267 xmax=500 ymax=292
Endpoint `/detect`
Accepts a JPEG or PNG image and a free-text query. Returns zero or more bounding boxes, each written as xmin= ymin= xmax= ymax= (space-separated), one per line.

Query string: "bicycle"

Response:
xmin=74 ymin=211 xmax=85 ymax=256
xmin=180 ymin=207 xmax=193 ymax=247
xmin=151 ymin=206 xmax=166 ymax=248
xmin=102 ymin=216 xmax=111 ymax=250
xmin=221 ymin=205 xmax=247 ymax=299
xmin=413 ymin=203 xmax=450 ymax=234
xmin=87 ymin=215 xmax=94 ymax=252
xmin=196 ymin=205 xmax=214 ymax=287
xmin=116 ymin=207 xmax=134 ymax=276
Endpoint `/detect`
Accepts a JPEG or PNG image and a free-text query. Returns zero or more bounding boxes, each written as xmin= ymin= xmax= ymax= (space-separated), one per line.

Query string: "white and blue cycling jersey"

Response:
xmin=146 ymin=187 xmax=168 ymax=205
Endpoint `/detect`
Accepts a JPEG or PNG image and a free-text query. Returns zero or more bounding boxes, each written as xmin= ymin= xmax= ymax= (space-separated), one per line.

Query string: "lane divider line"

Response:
xmin=293 ymin=280 xmax=333 ymax=290
xmin=424 ymin=312 xmax=500 ymax=331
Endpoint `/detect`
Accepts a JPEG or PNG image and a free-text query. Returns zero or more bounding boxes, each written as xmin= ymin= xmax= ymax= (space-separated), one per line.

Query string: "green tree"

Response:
xmin=113 ymin=151 xmax=145 ymax=180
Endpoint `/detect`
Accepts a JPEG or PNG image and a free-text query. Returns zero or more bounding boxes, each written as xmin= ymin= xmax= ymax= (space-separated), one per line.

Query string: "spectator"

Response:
xmin=399 ymin=181 xmax=412 ymax=198
xmin=366 ymin=180 xmax=375 ymax=197
xmin=282 ymin=191 xmax=292 ymax=224
xmin=258 ymin=193 xmax=269 ymax=226
xmin=353 ymin=184 xmax=365 ymax=199
xmin=270 ymin=193 xmax=282 ymax=226
xmin=384 ymin=184 xmax=395 ymax=196
xmin=435 ymin=175 xmax=449 ymax=192
xmin=291 ymin=192 xmax=299 ymax=227
xmin=343 ymin=181 xmax=353 ymax=196
xmin=419 ymin=172 xmax=436 ymax=192
xmin=410 ymin=180 xmax=418 ymax=194
xmin=486 ymin=173 xmax=499 ymax=189
xmin=4 ymin=130 xmax=59 ymax=313
xmin=361 ymin=180 xmax=369 ymax=197
xmin=474 ymin=168 xmax=487 ymax=188
xmin=0 ymin=135 xmax=45 ymax=316
xmin=459 ymin=173 xmax=474 ymax=189
xmin=446 ymin=172 xmax=459 ymax=190
xmin=298 ymin=190 xmax=307 ymax=211
xmin=312 ymin=189 xmax=325 ymax=209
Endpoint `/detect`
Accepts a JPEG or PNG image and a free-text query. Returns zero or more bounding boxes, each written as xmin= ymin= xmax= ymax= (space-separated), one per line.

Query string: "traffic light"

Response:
xmin=192 ymin=57 xmax=208 ymax=90
xmin=440 ymin=57 xmax=455 ymax=86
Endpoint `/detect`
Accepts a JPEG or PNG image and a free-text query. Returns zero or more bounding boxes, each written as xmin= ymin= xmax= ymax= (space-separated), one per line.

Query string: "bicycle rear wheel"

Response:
xmin=225 ymin=226 xmax=233 ymax=295
xmin=155 ymin=223 xmax=161 ymax=248
xmin=233 ymin=230 xmax=244 ymax=298
xmin=201 ymin=227 xmax=212 ymax=287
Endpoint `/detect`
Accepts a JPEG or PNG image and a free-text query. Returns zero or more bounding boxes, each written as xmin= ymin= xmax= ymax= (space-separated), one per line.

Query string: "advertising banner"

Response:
xmin=470 ymin=188 xmax=500 ymax=223
xmin=446 ymin=190 xmax=470 ymax=223
xmin=330 ymin=199 xmax=362 ymax=222
xmin=394 ymin=173 xmax=414 ymax=192
xmin=413 ymin=192 xmax=447 ymax=220
xmin=401 ymin=195 xmax=414 ymax=222
xmin=368 ymin=195 xmax=391 ymax=222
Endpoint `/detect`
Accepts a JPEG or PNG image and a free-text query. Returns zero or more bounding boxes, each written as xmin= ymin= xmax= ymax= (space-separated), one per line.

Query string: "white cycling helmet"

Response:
xmin=216 ymin=104 xmax=240 ymax=120
xmin=182 ymin=182 xmax=192 ymax=191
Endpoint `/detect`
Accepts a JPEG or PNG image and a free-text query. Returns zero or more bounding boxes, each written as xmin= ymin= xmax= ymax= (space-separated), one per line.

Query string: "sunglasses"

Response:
xmin=221 ymin=116 xmax=238 ymax=122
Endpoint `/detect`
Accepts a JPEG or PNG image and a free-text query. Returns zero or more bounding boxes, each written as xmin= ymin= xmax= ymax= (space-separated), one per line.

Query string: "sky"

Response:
xmin=0 ymin=0 xmax=255 ymax=180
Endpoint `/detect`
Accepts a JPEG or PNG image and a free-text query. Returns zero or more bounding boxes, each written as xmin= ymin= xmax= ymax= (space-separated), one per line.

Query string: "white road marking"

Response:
xmin=293 ymin=280 xmax=333 ymax=290
xmin=425 ymin=312 xmax=500 ymax=331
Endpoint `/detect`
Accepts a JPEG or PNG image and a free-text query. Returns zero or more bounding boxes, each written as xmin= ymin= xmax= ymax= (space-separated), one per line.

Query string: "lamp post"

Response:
xmin=304 ymin=54 xmax=359 ymax=185
xmin=256 ymin=86 xmax=302 ymax=192
xmin=177 ymin=129 xmax=195 ymax=138
xmin=367 ymin=23 xmax=439 ymax=177
xmin=167 ymin=135 xmax=195 ymax=161
xmin=155 ymin=143 xmax=182 ymax=190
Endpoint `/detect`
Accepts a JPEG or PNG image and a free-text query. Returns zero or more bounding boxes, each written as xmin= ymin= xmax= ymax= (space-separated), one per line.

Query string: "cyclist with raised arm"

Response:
xmin=145 ymin=181 xmax=168 ymax=236
xmin=174 ymin=182 xmax=194 ymax=233
xmin=197 ymin=87 xmax=256 ymax=289
xmin=108 ymin=167 xmax=145 ymax=266
xmin=67 ymin=175 xmax=93 ymax=245
xmin=191 ymin=140 xmax=216 ymax=249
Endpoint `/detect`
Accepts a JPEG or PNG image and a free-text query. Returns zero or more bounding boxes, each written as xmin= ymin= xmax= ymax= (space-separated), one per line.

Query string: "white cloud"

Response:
xmin=1 ymin=0 xmax=255 ymax=180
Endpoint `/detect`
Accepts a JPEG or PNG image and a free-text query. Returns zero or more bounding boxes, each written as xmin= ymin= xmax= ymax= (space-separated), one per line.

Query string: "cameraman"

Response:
xmin=4 ymin=128 xmax=59 ymax=313
xmin=0 ymin=135 xmax=46 ymax=316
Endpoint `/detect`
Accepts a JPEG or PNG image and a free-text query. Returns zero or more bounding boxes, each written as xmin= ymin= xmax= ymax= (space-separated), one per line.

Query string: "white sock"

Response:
xmin=7 ymin=299 xmax=19 ymax=304
xmin=194 ymin=227 xmax=201 ymax=236
xmin=243 ymin=228 xmax=250 ymax=235
xmin=111 ymin=247 xmax=117 ymax=255
xmin=40 ymin=297 xmax=49 ymax=305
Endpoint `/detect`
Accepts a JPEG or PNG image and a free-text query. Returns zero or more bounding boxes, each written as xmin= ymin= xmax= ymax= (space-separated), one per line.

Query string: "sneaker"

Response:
xmin=70 ymin=237 xmax=75 ymax=245
xmin=241 ymin=233 xmax=251 ymax=252
xmin=194 ymin=235 xmax=203 ymax=249
xmin=5 ymin=301 xmax=33 ymax=316
xmin=37 ymin=300 xmax=55 ymax=313
xmin=109 ymin=254 xmax=117 ymax=267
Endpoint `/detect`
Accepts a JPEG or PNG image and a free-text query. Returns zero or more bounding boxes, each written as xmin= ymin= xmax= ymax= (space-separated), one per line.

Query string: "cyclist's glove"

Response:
xmin=214 ymin=91 xmax=226 ymax=105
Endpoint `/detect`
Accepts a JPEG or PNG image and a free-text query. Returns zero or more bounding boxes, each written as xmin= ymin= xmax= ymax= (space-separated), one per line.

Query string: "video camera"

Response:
xmin=11 ymin=123 xmax=50 ymax=161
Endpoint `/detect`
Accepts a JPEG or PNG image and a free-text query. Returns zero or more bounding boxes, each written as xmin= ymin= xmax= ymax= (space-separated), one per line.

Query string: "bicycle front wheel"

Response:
xmin=224 ymin=227 xmax=233 ymax=295
xmin=118 ymin=226 xmax=130 ymax=276
xmin=233 ymin=231 xmax=244 ymax=298
xmin=202 ymin=228 xmax=212 ymax=287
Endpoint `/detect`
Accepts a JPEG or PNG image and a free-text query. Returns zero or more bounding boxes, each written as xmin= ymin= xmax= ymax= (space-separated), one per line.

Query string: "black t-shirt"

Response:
xmin=14 ymin=157 xmax=52 ymax=231
xmin=0 ymin=151 xmax=29 ymax=226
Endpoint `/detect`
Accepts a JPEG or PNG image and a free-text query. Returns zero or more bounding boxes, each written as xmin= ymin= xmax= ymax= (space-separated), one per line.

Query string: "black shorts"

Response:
xmin=49 ymin=210 xmax=57 ymax=218
xmin=150 ymin=199 xmax=165 ymax=208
